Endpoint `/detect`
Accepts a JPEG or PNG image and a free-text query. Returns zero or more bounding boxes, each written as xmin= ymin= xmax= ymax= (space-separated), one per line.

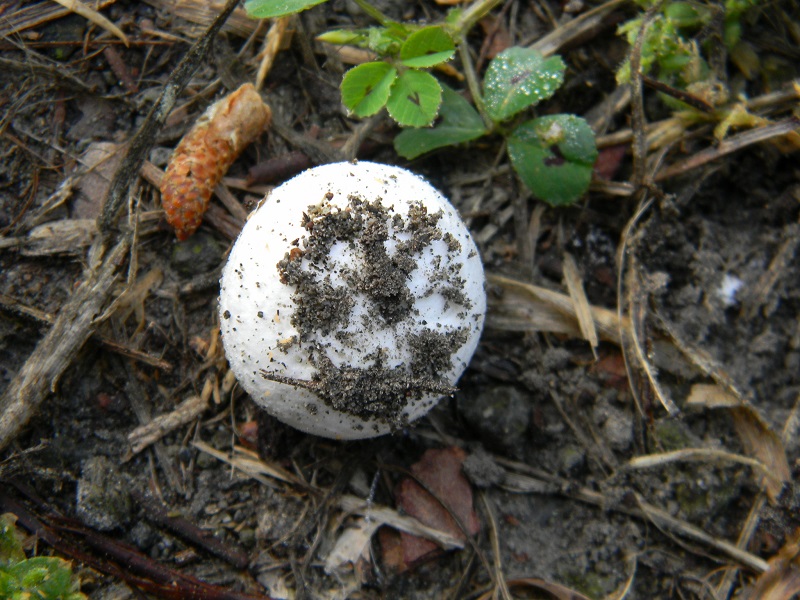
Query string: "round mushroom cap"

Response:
xmin=219 ymin=161 xmax=485 ymax=439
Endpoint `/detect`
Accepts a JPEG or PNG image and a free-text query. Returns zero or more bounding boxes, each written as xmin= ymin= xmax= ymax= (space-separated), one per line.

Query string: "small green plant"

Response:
xmin=0 ymin=513 xmax=86 ymax=600
xmin=245 ymin=0 xmax=598 ymax=206
xmin=321 ymin=24 xmax=455 ymax=126
xmin=396 ymin=47 xmax=597 ymax=206
xmin=616 ymin=0 xmax=760 ymax=91
xmin=247 ymin=0 xmax=457 ymax=127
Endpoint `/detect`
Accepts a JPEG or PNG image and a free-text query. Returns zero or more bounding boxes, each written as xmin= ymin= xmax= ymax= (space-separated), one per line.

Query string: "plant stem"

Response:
xmin=454 ymin=0 xmax=504 ymax=38
xmin=351 ymin=0 xmax=393 ymax=27
xmin=458 ymin=43 xmax=494 ymax=130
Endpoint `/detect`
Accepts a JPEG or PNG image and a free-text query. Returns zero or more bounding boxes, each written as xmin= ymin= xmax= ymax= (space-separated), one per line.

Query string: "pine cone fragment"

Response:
xmin=161 ymin=83 xmax=272 ymax=240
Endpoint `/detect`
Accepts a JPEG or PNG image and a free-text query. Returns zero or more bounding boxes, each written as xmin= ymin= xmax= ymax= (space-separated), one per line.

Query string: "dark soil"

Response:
xmin=1 ymin=1 xmax=799 ymax=599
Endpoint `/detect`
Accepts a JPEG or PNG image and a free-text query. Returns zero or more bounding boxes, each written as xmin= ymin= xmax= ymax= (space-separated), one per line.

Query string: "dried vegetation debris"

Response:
xmin=0 ymin=0 xmax=799 ymax=598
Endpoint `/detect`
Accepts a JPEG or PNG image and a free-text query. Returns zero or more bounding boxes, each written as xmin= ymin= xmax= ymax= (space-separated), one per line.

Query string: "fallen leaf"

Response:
xmin=73 ymin=142 xmax=125 ymax=219
xmin=392 ymin=447 xmax=480 ymax=569
xmin=594 ymin=144 xmax=627 ymax=181
xmin=686 ymin=384 xmax=790 ymax=503
xmin=748 ymin=529 xmax=800 ymax=599
xmin=324 ymin=517 xmax=379 ymax=575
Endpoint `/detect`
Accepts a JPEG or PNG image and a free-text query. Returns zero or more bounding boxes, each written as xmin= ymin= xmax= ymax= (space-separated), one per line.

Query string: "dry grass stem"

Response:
xmin=562 ymin=252 xmax=599 ymax=357
xmin=479 ymin=492 xmax=512 ymax=600
xmin=0 ymin=0 xmax=116 ymax=38
xmin=655 ymin=117 xmax=800 ymax=181
xmin=627 ymin=448 xmax=779 ymax=485
xmin=52 ymin=0 xmax=129 ymax=46
xmin=530 ymin=0 xmax=626 ymax=57
xmin=256 ymin=17 xmax=290 ymax=91
xmin=487 ymin=273 xmax=626 ymax=344
xmin=493 ymin=456 xmax=770 ymax=574
xmin=623 ymin=260 xmax=679 ymax=416
xmin=338 ymin=495 xmax=465 ymax=551
xmin=740 ymin=225 xmax=800 ymax=319
xmin=192 ymin=440 xmax=304 ymax=490
xmin=686 ymin=384 xmax=790 ymax=503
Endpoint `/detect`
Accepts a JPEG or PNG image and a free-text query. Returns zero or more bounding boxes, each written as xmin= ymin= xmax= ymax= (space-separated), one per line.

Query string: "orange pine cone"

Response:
xmin=161 ymin=83 xmax=271 ymax=240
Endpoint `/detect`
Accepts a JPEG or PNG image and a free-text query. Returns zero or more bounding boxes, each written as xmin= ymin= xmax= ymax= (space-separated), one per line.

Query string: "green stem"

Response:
xmin=459 ymin=43 xmax=494 ymax=130
xmin=454 ymin=0 xmax=504 ymax=38
xmin=351 ymin=0 xmax=393 ymax=26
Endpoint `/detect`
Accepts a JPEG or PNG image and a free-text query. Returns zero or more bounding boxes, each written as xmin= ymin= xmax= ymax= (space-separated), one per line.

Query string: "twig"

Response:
xmin=130 ymin=489 xmax=250 ymax=569
xmin=494 ymin=456 xmax=770 ymax=574
xmin=0 ymin=485 xmax=270 ymax=600
xmin=479 ymin=492 xmax=512 ymax=600
xmin=530 ymin=0 xmax=626 ymax=57
xmin=127 ymin=395 xmax=209 ymax=456
xmin=0 ymin=5 xmax=242 ymax=451
xmin=654 ymin=116 xmax=800 ymax=182
xmin=0 ymin=293 xmax=172 ymax=372
xmin=0 ymin=237 xmax=130 ymax=451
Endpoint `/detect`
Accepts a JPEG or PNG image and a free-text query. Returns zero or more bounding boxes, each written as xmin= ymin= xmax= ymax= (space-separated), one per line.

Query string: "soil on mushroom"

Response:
xmin=272 ymin=193 xmax=473 ymax=429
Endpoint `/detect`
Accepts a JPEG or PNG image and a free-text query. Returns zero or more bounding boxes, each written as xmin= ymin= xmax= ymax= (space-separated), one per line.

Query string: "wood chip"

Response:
xmin=128 ymin=394 xmax=209 ymax=455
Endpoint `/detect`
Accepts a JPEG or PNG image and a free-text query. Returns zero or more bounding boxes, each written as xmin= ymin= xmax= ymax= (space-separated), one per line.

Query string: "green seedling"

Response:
xmin=247 ymin=0 xmax=456 ymax=126
xmin=397 ymin=47 xmax=597 ymax=207
xmin=616 ymin=0 xmax=760 ymax=91
xmin=245 ymin=0 xmax=597 ymax=206
xmin=329 ymin=24 xmax=455 ymax=126
xmin=0 ymin=514 xmax=86 ymax=600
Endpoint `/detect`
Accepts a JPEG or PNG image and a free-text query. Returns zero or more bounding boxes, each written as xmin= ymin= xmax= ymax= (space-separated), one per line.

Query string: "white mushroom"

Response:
xmin=219 ymin=161 xmax=485 ymax=439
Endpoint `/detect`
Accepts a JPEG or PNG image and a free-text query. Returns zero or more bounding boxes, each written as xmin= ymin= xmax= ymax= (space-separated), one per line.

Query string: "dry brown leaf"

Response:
xmin=324 ymin=517 xmax=379 ymax=575
xmin=478 ymin=14 xmax=512 ymax=58
xmin=748 ymin=529 xmax=800 ymax=599
xmin=687 ymin=384 xmax=790 ymax=503
xmin=73 ymin=141 xmax=126 ymax=219
xmin=393 ymin=447 xmax=479 ymax=569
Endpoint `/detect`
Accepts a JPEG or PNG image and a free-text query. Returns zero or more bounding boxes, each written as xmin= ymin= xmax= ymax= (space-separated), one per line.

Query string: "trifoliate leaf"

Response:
xmin=483 ymin=47 xmax=565 ymax=123
xmin=394 ymin=84 xmax=487 ymax=159
xmin=340 ymin=62 xmax=398 ymax=117
xmin=244 ymin=0 xmax=326 ymax=18
xmin=400 ymin=26 xmax=456 ymax=68
xmin=507 ymin=114 xmax=597 ymax=206
xmin=386 ymin=70 xmax=442 ymax=127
